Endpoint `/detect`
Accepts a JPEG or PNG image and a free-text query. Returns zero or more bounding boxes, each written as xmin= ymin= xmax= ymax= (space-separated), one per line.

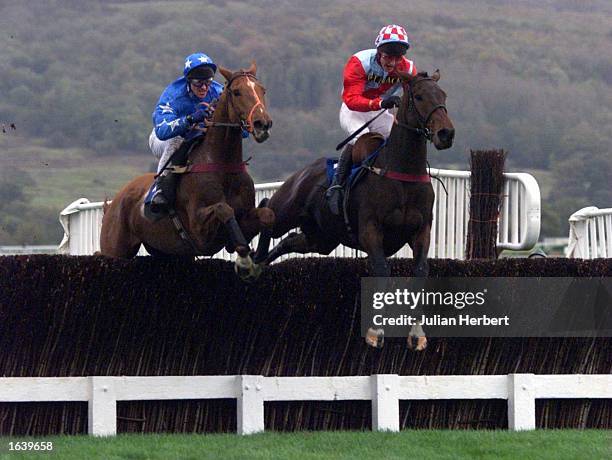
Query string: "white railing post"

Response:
xmin=371 ymin=374 xmax=399 ymax=432
xmin=237 ymin=375 xmax=264 ymax=435
xmin=88 ymin=377 xmax=117 ymax=436
xmin=507 ymin=373 xmax=535 ymax=431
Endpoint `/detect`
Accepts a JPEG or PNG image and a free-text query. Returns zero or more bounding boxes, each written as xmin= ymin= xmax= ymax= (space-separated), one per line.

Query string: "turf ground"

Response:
xmin=1 ymin=430 xmax=610 ymax=460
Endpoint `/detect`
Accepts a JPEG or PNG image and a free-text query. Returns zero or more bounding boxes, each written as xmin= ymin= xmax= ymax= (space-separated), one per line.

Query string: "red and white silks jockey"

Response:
xmin=326 ymin=25 xmax=419 ymax=215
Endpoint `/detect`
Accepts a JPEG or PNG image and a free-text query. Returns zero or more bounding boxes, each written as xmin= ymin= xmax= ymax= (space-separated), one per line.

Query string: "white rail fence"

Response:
xmin=58 ymin=170 xmax=541 ymax=259
xmin=0 ymin=374 xmax=609 ymax=436
xmin=567 ymin=207 xmax=612 ymax=258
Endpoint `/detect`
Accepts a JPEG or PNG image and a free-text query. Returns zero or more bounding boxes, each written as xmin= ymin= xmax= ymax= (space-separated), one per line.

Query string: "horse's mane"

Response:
xmin=416 ymin=71 xmax=429 ymax=78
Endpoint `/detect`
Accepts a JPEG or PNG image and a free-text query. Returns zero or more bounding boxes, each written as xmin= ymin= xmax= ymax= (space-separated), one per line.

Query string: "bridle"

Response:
xmin=206 ymin=72 xmax=265 ymax=133
xmin=394 ymin=77 xmax=447 ymax=141
xmin=363 ymin=76 xmax=449 ymax=188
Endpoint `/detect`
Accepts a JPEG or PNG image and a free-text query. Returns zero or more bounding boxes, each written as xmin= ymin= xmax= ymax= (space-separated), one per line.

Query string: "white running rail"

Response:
xmin=58 ymin=169 xmax=541 ymax=258
xmin=567 ymin=207 xmax=612 ymax=258
xmin=0 ymin=374 xmax=609 ymax=436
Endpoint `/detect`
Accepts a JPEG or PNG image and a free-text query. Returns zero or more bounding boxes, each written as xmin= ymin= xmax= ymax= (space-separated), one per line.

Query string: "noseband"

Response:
xmin=395 ymin=77 xmax=447 ymax=141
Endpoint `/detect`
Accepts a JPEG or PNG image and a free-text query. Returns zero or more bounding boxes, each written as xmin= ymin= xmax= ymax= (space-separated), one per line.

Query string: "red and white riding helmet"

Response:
xmin=374 ymin=24 xmax=411 ymax=49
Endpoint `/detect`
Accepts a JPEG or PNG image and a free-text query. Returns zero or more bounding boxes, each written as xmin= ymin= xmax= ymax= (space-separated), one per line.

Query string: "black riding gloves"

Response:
xmin=380 ymin=96 xmax=401 ymax=109
xmin=186 ymin=109 xmax=207 ymax=125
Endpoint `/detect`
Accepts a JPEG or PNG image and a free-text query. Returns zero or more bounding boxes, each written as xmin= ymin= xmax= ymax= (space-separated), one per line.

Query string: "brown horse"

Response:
xmin=100 ymin=62 xmax=274 ymax=279
xmin=254 ymin=70 xmax=455 ymax=347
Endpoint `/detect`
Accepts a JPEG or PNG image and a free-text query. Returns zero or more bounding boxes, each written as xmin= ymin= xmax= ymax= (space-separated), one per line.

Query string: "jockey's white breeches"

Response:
xmin=149 ymin=129 xmax=184 ymax=174
xmin=339 ymin=103 xmax=395 ymax=145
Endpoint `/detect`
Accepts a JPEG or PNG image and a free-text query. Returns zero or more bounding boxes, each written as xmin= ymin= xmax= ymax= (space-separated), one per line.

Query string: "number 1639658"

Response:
xmin=8 ymin=441 xmax=53 ymax=451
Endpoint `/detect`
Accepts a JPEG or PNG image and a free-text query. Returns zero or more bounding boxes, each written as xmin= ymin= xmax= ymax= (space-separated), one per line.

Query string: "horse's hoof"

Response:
xmin=234 ymin=255 xmax=262 ymax=282
xmin=366 ymin=327 xmax=384 ymax=348
xmin=407 ymin=335 xmax=428 ymax=351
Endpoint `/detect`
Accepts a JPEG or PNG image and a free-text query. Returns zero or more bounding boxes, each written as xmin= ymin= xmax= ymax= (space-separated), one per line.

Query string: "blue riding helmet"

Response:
xmin=183 ymin=53 xmax=217 ymax=78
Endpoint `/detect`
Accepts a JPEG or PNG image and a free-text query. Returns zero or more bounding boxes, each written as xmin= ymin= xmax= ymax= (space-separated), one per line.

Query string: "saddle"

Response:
xmin=324 ymin=136 xmax=387 ymax=238
xmin=325 ymin=135 xmax=386 ymax=190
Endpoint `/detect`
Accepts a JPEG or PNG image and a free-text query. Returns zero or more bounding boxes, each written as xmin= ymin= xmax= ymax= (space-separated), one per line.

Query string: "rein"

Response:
xmin=204 ymin=72 xmax=262 ymax=133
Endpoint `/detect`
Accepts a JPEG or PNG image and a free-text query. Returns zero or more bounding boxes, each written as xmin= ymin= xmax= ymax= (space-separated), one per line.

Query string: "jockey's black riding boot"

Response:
xmin=150 ymin=169 xmax=178 ymax=214
xmin=325 ymin=144 xmax=353 ymax=216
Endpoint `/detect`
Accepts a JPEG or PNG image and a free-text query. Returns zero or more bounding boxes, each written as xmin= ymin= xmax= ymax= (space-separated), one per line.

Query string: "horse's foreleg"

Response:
xmin=238 ymin=206 xmax=276 ymax=244
xmin=264 ymin=232 xmax=308 ymax=264
xmin=359 ymin=220 xmax=390 ymax=277
xmin=253 ymin=227 xmax=272 ymax=264
xmin=194 ymin=202 xmax=249 ymax=256
xmin=359 ymin=220 xmax=390 ymax=348
xmin=225 ymin=216 xmax=250 ymax=257
xmin=195 ymin=202 xmax=258 ymax=280
xmin=407 ymin=222 xmax=432 ymax=351
xmin=410 ymin=223 xmax=431 ymax=278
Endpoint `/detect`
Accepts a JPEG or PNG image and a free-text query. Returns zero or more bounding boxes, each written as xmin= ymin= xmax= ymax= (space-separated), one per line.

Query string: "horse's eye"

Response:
xmin=233 ymin=90 xmax=241 ymax=96
xmin=415 ymin=95 xmax=423 ymax=101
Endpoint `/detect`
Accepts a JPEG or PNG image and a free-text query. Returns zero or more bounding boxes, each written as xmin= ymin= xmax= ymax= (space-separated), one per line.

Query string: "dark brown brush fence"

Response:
xmin=0 ymin=256 xmax=610 ymax=435
xmin=466 ymin=149 xmax=507 ymax=259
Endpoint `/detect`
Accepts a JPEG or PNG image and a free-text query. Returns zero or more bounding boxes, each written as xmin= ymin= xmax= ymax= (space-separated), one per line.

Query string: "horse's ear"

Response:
xmin=432 ymin=69 xmax=440 ymax=82
xmin=247 ymin=60 xmax=257 ymax=76
xmin=396 ymin=69 xmax=415 ymax=82
xmin=218 ymin=65 xmax=233 ymax=82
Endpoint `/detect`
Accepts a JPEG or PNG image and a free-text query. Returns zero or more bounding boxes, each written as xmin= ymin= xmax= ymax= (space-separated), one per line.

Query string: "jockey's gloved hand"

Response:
xmin=381 ymin=96 xmax=401 ymax=109
xmin=186 ymin=109 xmax=207 ymax=125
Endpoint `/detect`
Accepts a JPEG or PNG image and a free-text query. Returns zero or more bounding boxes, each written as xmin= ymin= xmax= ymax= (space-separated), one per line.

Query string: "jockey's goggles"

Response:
xmin=189 ymin=77 xmax=213 ymax=89
xmin=379 ymin=53 xmax=404 ymax=63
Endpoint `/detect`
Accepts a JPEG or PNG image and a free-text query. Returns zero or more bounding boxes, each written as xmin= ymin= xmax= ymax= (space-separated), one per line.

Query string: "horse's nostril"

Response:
xmin=254 ymin=119 xmax=272 ymax=131
xmin=438 ymin=128 xmax=454 ymax=144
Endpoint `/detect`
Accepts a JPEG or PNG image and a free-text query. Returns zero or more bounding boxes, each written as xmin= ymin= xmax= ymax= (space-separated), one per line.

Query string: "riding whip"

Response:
xmin=335 ymin=109 xmax=388 ymax=151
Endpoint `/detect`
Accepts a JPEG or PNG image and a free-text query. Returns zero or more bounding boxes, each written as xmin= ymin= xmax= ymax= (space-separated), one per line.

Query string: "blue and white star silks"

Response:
xmin=152 ymin=79 xmax=223 ymax=141
xmin=182 ymin=53 xmax=217 ymax=76
xmin=156 ymin=118 xmax=182 ymax=133
xmin=159 ymin=103 xmax=174 ymax=114
xmin=153 ymin=53 xmax=222 ymax=141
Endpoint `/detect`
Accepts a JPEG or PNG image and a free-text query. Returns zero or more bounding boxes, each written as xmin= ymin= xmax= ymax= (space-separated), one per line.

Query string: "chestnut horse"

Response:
xmin=254 ymin=70 xmax=455 ymax=347
xmin=100 ymin=62 xmax=274 ymax=279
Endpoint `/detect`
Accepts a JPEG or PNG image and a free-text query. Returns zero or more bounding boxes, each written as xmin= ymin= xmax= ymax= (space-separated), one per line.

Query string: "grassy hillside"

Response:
xmin=0 ymin=0 xmax=610 ymax=243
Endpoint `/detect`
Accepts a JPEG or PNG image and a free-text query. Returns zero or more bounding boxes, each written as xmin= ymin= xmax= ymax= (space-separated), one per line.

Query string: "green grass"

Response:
xmin=0 ymin=137 xmax=152 ymax=210
xmin=28 ymin=163 xmax=151 ymax=209
xmin=1 ymin=430 xmax=610 ymax=460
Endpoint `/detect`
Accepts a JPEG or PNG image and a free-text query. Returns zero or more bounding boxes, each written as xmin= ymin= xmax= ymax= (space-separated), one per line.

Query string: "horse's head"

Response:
xmin=397 ymin=70 xmax=455 ymax=150
xmin=218 ymin=62 xmax=272 ymax=143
